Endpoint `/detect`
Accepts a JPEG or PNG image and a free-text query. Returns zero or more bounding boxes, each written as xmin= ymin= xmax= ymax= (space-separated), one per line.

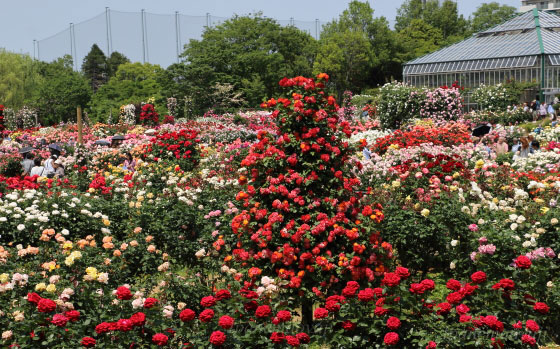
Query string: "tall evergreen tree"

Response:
xmin=106 ymin=51 xmax=130 ymax=78
xmin=81 ymin=44 xmax=107 ymax=93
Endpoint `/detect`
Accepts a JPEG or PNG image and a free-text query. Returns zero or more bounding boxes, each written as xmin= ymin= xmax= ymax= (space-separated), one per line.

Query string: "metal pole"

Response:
xmin=71 ymin=24 xmax=77 ymax=70
xmin=37 ymin=41 xmax=40 ymax=60
xmin=141 ymin=9 xmax=146 ymax=63
xmin=206 ymin=12 xmax=210 ymax=28
xmin=290 ymin=17 xmax=294 ymax=26
xmin=315 ymin=19 xmax=319 ymax=40
xmin=69 ymin=23 xmax=74 ymax=69
xmin=33 ymin=40 xmax=36 ymax=59
xmin=105 ymin=7 xmax=111 ymax=55
xmin=175 ymin=11 xmax=180 ymax=63
xmin=144 ymin=10 xmax=149 ymax=62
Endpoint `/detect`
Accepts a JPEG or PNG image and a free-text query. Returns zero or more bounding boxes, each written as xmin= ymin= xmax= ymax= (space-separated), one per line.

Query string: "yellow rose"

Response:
xmin=452 ymin=172 xmax=460 ymax=179
xmin=64 ymin=256 xmax=75 ymax=266
xmin=85 ymin=267 xmax=98 ymax=279
xmin=35 ymin=282 xmax=47 ymax=292
xmin=62 ymin=242 xmax=73 ymax=250
xmin=103 ymin=219 xmax=111 ymax=226
xmin=0 ymin=273 xmax=8 ymax=283
xmin=541 ymin=207 xmax=549 ymax=214
xmin=420 ymin=209 xmax=430 ymax=217
xmin=46 ymin=284 xmax=56 ymax=293
xmin=391 ymin=180 xmax=401 ymax=188
xmin=88 ymin=188 xmax=95 ymax=193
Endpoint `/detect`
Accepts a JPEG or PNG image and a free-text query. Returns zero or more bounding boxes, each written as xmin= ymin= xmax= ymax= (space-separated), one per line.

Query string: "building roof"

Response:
xmin=404 ymin=10 xmax=560 ymax=74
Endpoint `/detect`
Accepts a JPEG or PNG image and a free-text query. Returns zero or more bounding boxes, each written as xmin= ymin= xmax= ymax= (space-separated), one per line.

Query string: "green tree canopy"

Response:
xmin=81 ymin=44 xmax=107 ymax=93
xmin=470 ymin=2 xmax=517 ymax=33
xmin=396 ymin=19 xmax=444 ymax=62
xmin=0 ymin=49 xmax=41 ymax=109
xmin=31 ymin=55 xmax=91 ymax=125
xmin=165 ymin=15 xmax=317 ymax=115
xmin=89 ymin=62 xmax=164 ymax=122
xmin=106 ymin=51 xmax=130 ymax=78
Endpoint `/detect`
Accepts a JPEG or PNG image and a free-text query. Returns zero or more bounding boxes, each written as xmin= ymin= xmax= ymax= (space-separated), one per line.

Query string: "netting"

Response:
xmin=36 ymin=10 xmax=323 ymax=69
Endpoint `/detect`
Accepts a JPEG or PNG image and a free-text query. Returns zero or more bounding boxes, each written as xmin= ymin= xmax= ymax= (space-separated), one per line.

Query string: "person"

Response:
xmin=30 ymin=158 xmax=45 ymax=177
xmin=495 ymin=137 xmax=509 ymax=155
xmin=548 ymin=103 xmax=555 ymax=119
xmin=53 ymin=159 xmax=65 ymax=178
xmin=523 ymin=102 xmax=529 ymax=112
xmin=531 ymin=140 xmax=540 ymax=151
xmin=511 ymin=138 xmax=521 ymax=153
xmin=21 ymin=153 xmax=34 ymax=175
xmin=515 ymin=137 xmax=531 ymax=159
xmin=482 ymin=139 xmax=493 ymax=157
xmin=122 ymin=152 xmax=136 ymax=172
xmin=539 ymin=103 xmax=547 ymax=120
xmin=44 ymin=155 xmax=57 ymax=177
xmin=362 ymin=147 xmax=372 ymax=160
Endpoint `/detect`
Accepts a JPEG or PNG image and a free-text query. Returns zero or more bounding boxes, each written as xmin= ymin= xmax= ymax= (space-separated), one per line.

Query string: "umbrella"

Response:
xmin=112 ymin=135 xmax=125 ymax=141
xmin=18 ymin=146 xmax=34 ymax=154
xmin=472 ymin=124 xmax=492 ymax=137
xmin=95 ymin=140 xmax=110 ymax=146
xmin=48 ymin=143 xmax=62 ymax=152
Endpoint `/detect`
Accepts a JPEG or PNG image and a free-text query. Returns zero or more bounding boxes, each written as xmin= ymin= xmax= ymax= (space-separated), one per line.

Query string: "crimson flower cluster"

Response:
xmin=144 ymin=128 xmax=200 ymax=171
xmin=139 ymin=104 xmax=159 ymax=126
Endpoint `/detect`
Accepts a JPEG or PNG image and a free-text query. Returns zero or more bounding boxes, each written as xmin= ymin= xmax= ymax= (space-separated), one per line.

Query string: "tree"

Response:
xmin=314 ymin=30 xmax=372 ymax=95
xmin=81 ymin=44 xmax=107 ymax=93
xmin=106 ymin=51 xmax=130 ymax=78
xmin=31 ymin=55 xmax=91 ymax=125
xmin=396 ymin=19 xmax=443 ymax=62
xmin=470 ymin=2 xmax=517 ymax=33
xmin=0 ymin=49 xmax=41 ymax=109
xmin=166 ymin=15 xmax=317 ymax=115
xmin=89 ymin=62 xmax=164 ymax=122
xmin=318 ymin=1 xmax=400 ymax=91
xmin=396 ymin=0 xmax=468 ymax=43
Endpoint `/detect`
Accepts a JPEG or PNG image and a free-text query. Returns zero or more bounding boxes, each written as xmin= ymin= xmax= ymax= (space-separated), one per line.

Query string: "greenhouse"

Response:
xmin=402 ymin=9 xmax=560 ymax=102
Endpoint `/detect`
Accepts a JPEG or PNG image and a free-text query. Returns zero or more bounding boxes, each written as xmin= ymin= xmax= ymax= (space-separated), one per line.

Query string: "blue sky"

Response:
xmin=2 ymin=0 xmax=520 ymax=63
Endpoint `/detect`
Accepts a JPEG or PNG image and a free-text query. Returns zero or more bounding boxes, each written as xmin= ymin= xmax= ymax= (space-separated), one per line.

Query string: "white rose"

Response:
xmin=510 ymin=223 xmax=518 ymax=231
xmin=451 ymin=240 xmax=458 ymax=247
xmin=449 ymin=262 xmax=456 ymax=269
xmin=17 ymin=224 xmax=25 ymax=231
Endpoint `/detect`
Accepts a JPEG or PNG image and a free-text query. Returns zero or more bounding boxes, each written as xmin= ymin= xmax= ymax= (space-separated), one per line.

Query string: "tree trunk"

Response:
xmin=301 ymin=297 xmax=313 ymax=332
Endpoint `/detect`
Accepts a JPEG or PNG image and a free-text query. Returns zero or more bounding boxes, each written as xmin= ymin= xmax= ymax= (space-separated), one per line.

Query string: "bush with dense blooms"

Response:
xmin=377 ymin=82 xmax=420 ymax=129
xmin=472 ymin=84 xmax=519 ymax=112
xmin=418 ymin=84 xmax=463 ymax=121
xmin=1 ymin=77 xmax=560 ymax=348
xmin=139 ymin=104 xmax=159 ymax=127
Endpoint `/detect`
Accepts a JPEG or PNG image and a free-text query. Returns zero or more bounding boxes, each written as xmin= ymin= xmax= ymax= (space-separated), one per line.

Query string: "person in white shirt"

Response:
xmin=43 ymin=155 xmax=57 ymax=176
xmin=29 ymin=158 xmax=45 ymax=177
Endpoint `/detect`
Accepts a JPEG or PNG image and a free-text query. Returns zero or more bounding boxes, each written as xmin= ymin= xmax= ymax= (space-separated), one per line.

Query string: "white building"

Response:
xmin=521 ymin=0 xmax=560 ymax=13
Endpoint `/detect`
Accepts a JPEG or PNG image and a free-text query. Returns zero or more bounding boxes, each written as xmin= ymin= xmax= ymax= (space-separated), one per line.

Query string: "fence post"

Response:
xmin=77 ymin=106 xmax=83 ymax=145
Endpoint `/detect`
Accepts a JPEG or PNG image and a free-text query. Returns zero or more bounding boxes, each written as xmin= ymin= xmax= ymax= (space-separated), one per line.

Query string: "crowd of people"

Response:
xmin=21 ymin=152 xmax=65 ymax=178
xmin=472 ymin=133 xmax=540 ymax=160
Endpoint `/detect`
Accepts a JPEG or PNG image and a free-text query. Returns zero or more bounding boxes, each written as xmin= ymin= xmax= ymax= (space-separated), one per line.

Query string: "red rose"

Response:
xmin=81 ymin=337 xmax=96 ymax=348
xmin=116 ymin=286 xmax=132 ymax=300
xmin=409 ymin=283 xmax=426 ymax=294
xmin=215 ymin=289 xmax=232 ymax=301
xmin=152 ymin=333 xmax=169 ymax=346
xmin=513 ymin=321 xmax=523 ymax=329
xmin=270 ymin=332 xmax=285 ymax=343
xmin=255 ymin=305 xmax=271 ymax=318
xmin=526 ymin=319 xmax=539 ymax=332
xmin=296 ymin=332 xmax=310 ymax=344
xmin=386 ymin=317 xmax=401 ymax=330
xmin=459 ymin=315 xmax=472 ymax=323
xmin=382 ymin=272 xmax=401 ymax=287
xmin=209 ymin=331 xmax=227 ymax=346
xmin=218 ymin=315 xmax=234 ymax=329
xmin=426 ymin=341 xmax=437 ymax=349
xmin=342 ymin=320 xmax=356 ymax=331
xmin=51 ymin=314 xmax=68 ymax=327
xmin=64 ymin=310 xmax=80 ymax=322
xmin=144 ymin=298 xmax=158 ymax=308
xmin=129 ymin=312 xmax=146 ymax=327
xmin=374 ymin=306 xmax=389 ymax=316
xmin=446 ymin=279 xmax=462 ymax=291
xmin=200 ymin=296 xmax=216 ymax=307
xmin=446 ymin=292 xmax=463 ymax=304
xmin=421 ymin=279 xmax=435 ymax=291
xmin=37 ymin=298 xmax=56 ymax=313
xmin=27 ymin=292 xmax=42 ymax=304
xmin=199 ymin=309 xmax=215 ymax=322
xmin=384 ymin=332 xmax=399 ymax=346
xmin=276 ymin=310 xmax=291 ymax=322
xmin=521 ymin=334 xmax=536 ymax=346
xmin=95 ymin=322 xmax=111 ymax=334
xmin=534 ymin=302 xmax=549 ymax=314
xmin=515 ymin=255 xmax=532 ymax=269
xmin=436 ymin=302 xmax=451 ymax=315
xmin=180 ymin=309 xmax=196 ymax=322
xmin=470 ymin=271 xmax=487 ymax=284
xmin=358 ymin=288 xmax=375 ymax=302
xmin=116 ymin=318 xmax=133 ymax=332
xmin=314 ymin=307 xmax=329 ymax=319
xmin=455 ymin=304 xmax=470 ymax=315
xmin=286 ymin=335 xmax=300 ymax=347
xmin=395 ymin=267 xmax=410 ymax=278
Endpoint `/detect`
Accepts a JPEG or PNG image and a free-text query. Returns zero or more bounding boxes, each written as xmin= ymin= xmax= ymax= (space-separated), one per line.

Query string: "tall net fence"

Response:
xmin=36 ymin=10 xmax=323 ymax=69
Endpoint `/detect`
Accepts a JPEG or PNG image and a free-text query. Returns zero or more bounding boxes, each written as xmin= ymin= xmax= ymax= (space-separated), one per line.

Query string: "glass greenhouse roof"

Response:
xmin=404 ymin=10 xmax=560 ymax=74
